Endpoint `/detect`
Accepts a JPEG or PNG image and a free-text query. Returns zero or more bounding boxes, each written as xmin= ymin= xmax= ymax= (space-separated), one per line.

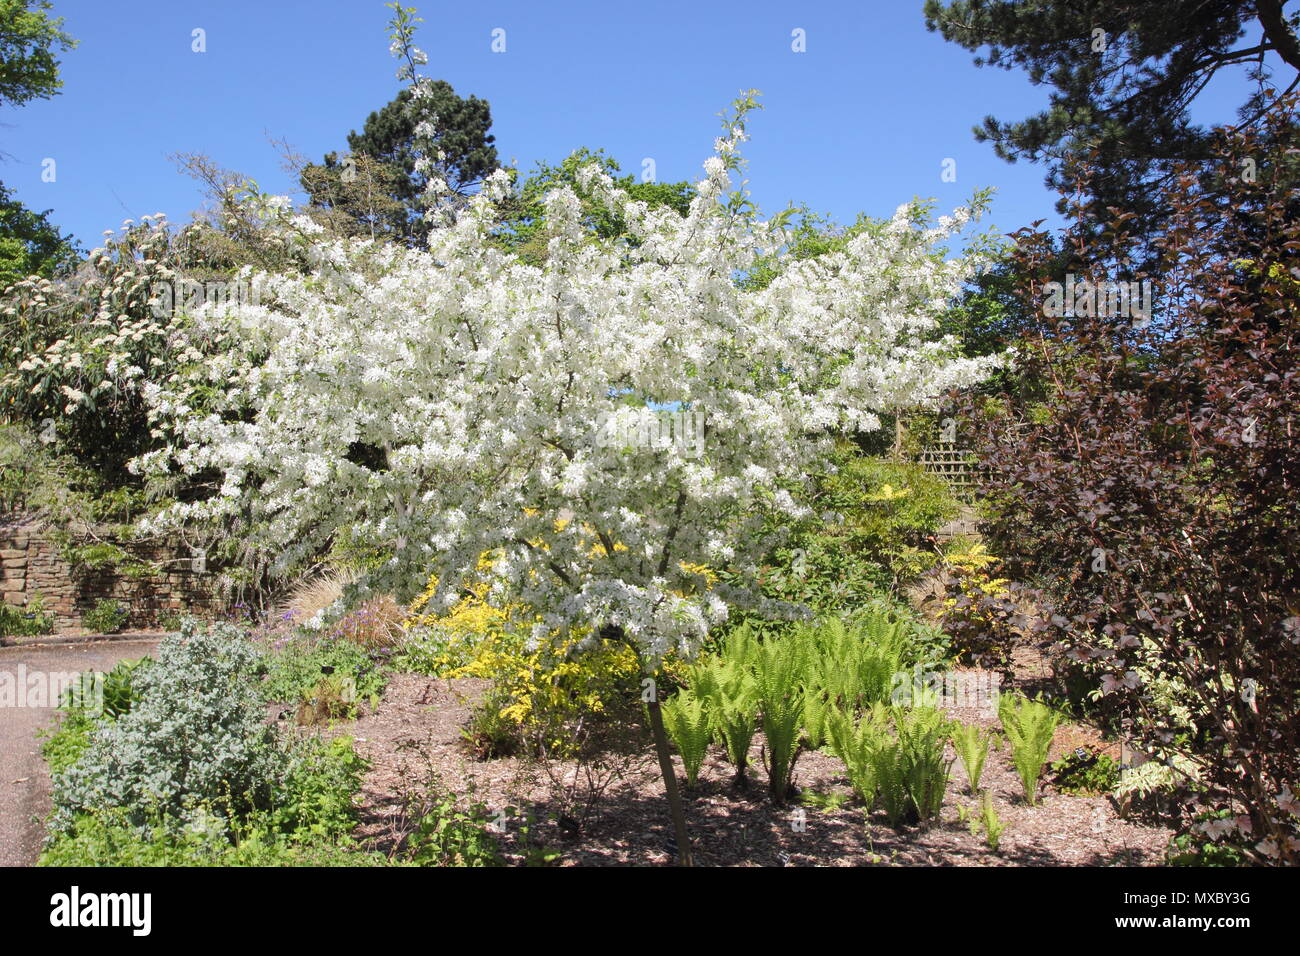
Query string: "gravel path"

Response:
xmin=0 ymin=638 xmax=160 ymax=867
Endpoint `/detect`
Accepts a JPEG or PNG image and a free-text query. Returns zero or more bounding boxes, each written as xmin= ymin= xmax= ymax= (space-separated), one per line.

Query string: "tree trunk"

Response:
xmin=646 ymin=694 xmax=693 ymax=867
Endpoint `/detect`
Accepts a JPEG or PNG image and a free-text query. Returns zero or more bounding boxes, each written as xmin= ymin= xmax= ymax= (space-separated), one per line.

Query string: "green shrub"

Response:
xmin=268 ymin=735 xmax=369 ymax=842
xmin=262 ymin=635 xmax=387 ymax=712
xmin=1050 ymin=747 xmax=1119 ymax=796
xmin=60 ymin=657 xmax=148 ymax=719
xmin=82 ymin=598 xmax=129 ymax=634
xmin=408 ymin=791 xmax=502 ymax=867
xmin=0 ymin=591 xmax=55 ymax=638
xmin=998 ymin=694 xmax=1060 ymax=805
xmin=753 ymin=446 xmax=960 ymax=612
xmin=890 ymin=704 xmax=953 ymax=825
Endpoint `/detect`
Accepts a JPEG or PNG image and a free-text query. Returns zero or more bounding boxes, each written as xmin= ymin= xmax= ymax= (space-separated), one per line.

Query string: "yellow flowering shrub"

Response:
xmin=400 ymin=556 xmax=642 ymax=756
xmin=935 ymin=541 xmax=1020 ymax=670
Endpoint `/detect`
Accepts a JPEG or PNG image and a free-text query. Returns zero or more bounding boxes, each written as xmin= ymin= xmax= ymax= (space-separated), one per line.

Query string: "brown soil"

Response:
xmin=323 ymin=672 xmax=1172 ymax=867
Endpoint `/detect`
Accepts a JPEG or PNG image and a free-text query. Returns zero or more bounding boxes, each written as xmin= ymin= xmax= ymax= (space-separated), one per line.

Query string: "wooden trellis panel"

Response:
xmin=914 ymin=442 xmax=981 ymax=496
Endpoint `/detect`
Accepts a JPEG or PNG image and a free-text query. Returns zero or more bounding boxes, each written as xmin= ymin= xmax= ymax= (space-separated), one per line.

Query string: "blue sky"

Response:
xmin=0 ymin=0 xmax=1275 ymax=253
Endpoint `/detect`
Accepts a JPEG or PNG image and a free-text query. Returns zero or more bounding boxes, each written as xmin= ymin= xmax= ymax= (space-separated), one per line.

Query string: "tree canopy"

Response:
xmin=924 ymin=0 xmax=1300 ymax=230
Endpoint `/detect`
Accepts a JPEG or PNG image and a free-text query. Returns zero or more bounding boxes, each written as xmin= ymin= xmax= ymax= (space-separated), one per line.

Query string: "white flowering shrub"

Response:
xmin=134 ymin=93 xmax=1000 ymax=667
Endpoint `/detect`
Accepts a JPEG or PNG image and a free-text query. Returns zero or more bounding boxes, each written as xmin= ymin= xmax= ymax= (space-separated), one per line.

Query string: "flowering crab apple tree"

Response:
xmin=133 ymin=91 xmax=1000 ymax=859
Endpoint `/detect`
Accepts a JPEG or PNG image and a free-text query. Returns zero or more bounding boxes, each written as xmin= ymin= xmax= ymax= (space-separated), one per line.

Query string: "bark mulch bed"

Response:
xmin=322 ymin=671 xmax=1173 ymax=867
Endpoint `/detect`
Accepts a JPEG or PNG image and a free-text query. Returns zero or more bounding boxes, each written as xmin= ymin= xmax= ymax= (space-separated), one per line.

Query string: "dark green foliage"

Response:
xmin=81 ymin=597 xmax=129 ymax=634
xmin=0 ymin=0 xmax=77 ymax=108
xmin=0 ymin=590 xmax=53 ymax=637
xmin=1050 ymin=747 xmax=1120 ymax=796
xmin=0 ymin=181 xmax=81 ymax=289
xmin=753 ymin=443 xmax=961 ymax=613
xmin=925 ymin=0 xmax=1300 ymax=242
xmin=303 ymin=83 xmax=497 ymax=247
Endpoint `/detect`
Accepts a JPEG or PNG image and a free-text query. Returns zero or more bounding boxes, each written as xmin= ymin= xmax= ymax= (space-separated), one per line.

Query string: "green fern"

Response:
xmin=950 ymin=722 xmax=997 ymax=794
xmin=825 ymin=702 xmax=888 ymax=809
xmin=998 ymin=694 xmax=1060 ymax=805
xmin=688 ymin=654 xmax=757 ymax=783
xmin=662 ymin=689 xmax=712 ymax=788
xmin=752 ymin=635 xmax=808 ymax=805
xmin=980 ymin=790 xmax=1006 ymax=851
xmin=801 ymin=612 xmax=908 ymax=748
xmin=892 ymin=704 xmax=953 ymax=825
xmin=873 ymin=739 xmax=909 ymax=826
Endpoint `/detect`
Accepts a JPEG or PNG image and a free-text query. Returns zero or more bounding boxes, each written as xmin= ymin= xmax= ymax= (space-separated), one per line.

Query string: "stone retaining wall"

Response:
xmin=0 ymin=513 xmax=221 ymax=632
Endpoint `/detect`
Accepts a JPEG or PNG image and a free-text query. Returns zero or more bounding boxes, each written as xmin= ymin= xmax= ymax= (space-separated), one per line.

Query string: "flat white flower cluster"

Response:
xmin=133 ymin=114 xmax=1000 ymax=664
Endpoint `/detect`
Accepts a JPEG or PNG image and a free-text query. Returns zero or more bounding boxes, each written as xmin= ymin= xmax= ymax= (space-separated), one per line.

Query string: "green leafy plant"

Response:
xmin=408 ymin=791 xmax=502 ymax=867
xmin=998 ymin=693 xmax=1060 ymax=805
xmin=800 ymin=788 xmax=851 ymax=813
xmin=0 ymin=591 xmax=54 ymax=638
xmin=752 ymin=633 xmax=809 ymax=805
xmin=1050 ymin=747 xmax=1120 ymax=796
xmin=802 ymin=612 xmax=909 ymax=748
xmin=81 ymin=598 xmax=129 ymax=634
xmin=662 ymin=689 xmax=711 ymax=788
xmin=60 ymin=657 xmax=148 ymax=719
xmin=979 ymin=790 xmax=1006 ymax=852
xmin=950 ymin=722 xmax=998 ymax=794
xmin=461 ymin=688 xmax=522 ymax=760
xmin=825 ymin=702 xmax=889 ymax=810
xmin=829 ymin=703 xmax=951 ymax=827
xmin=891 ymin=704 xmax=953 ymax=825
xmin=46 ymin=621 xmax=286 ymax=837
xmin=262 ymin=635 xmax=387 ymax=708
xmin=686 ymin=643 xmax=757 ymax=784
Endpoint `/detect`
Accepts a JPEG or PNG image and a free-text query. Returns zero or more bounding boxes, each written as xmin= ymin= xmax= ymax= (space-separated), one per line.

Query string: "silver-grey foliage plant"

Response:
xmin=47 ymin=620 xmax=290 ymax=839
